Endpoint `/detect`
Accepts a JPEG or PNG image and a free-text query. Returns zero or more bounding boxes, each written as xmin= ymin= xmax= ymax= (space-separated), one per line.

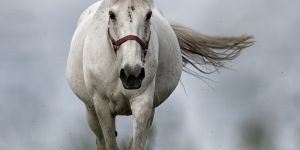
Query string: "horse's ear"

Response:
xmin=143 ymin=0 xmax=154 ymax=7
xmin=145 ymin=0 xmax=154 ymax=3
xmin=108 ymin=0 xmax=118 ymax=5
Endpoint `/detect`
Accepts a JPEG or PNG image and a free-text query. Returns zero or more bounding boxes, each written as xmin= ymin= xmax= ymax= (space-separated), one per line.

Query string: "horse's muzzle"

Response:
xmin=120 ymin=65 xmax=145 ymax=90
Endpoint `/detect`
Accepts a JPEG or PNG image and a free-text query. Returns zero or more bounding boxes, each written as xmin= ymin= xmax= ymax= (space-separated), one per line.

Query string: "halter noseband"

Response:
xmin=107 ymin=27 xmax=151 ymax=57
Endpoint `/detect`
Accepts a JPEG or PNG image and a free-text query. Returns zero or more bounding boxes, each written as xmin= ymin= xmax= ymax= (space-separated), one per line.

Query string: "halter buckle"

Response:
xmin=113 ymin=45 xmax=118 ymax=51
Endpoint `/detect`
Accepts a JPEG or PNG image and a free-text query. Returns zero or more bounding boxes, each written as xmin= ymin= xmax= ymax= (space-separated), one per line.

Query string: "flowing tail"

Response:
xmin=169 ymin=22 xmax=254 ymax=78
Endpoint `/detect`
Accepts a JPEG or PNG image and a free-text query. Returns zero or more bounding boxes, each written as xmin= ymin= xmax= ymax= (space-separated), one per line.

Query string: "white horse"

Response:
xmin=67 ymin=0 xmax=253 ymax=149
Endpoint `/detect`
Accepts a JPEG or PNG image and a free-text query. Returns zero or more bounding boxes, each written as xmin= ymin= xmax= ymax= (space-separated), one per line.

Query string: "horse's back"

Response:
xmin=67 ymin=1 xmax=103 ymax=106
xmin=77 ymin=1 xmax=102 ymax=27
xmin=152 ymin=7 xmax=182 ymax=107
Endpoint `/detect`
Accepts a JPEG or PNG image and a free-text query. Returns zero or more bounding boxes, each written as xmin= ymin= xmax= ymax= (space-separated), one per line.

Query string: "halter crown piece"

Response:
xmin=107 ymin=24 xmax=151 ymax=57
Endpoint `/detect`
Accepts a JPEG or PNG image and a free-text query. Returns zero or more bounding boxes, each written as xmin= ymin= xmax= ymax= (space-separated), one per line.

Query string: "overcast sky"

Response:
xmin=1 ymin=0 xmax=300 ymax=150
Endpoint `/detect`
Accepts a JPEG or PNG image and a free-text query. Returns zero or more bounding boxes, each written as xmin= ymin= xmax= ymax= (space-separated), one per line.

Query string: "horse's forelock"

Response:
xmin=108 ymin=0 xmax=154 ymax=6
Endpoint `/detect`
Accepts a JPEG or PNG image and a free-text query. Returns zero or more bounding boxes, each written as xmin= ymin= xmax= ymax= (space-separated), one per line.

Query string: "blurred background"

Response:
xmin=1 ymin=0 xmax=299 ymax=150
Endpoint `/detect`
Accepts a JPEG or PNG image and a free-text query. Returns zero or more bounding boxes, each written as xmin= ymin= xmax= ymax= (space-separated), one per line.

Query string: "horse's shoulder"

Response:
xmin=77 ymin=1 xmax=103 ymax=27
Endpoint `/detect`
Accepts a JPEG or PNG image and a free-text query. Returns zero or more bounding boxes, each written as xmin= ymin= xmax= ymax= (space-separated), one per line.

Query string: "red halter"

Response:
xmin=107 ymin=27 xmax=151 ymax=57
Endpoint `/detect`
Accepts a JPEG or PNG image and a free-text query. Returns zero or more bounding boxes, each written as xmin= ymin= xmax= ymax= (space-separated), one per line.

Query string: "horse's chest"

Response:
xmin=107 ymin=92 xmax=132 ymax=116
xmin=90 ymin=73 xmax=133 ymax=115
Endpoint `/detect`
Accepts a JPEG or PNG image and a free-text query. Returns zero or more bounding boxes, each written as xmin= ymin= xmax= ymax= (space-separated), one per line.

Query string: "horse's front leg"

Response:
xmin=129 ymin=94 xmax=155 ymax=150
xmin=93 ymin=94 xmax=119 ymax=150
xmin=85 ymin=104 xmax=106 ymax=150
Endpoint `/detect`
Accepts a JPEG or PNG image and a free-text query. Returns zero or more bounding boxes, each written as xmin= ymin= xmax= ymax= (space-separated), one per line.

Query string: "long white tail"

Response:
xmin=169 ymin=22 xmax=254 ymax=78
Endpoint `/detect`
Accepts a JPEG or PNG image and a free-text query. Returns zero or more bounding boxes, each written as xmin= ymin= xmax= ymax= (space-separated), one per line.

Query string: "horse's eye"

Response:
xmin=109 ymin=11 xmax=116 ymax=20
xmin=146 ymin=11 xmax=152 ymax=20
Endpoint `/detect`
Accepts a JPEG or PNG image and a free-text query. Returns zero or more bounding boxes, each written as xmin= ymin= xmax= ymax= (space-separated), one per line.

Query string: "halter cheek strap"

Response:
xmin=107 ymin=27 xmax=151 ymax=57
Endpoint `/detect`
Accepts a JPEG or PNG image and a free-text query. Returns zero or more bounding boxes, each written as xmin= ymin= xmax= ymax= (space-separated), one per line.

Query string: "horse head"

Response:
xmin=107 ymin=0 xmax=153 ymax=89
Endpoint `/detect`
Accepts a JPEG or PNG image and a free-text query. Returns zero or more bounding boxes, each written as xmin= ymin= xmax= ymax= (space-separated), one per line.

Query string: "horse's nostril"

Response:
xmin=138 ymin=68 xmax=145 ymax=80
xmin=120 ymin=67 xmax=145 ymax=80
xmin=120 ymin=68 xmax=127 ymax=81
